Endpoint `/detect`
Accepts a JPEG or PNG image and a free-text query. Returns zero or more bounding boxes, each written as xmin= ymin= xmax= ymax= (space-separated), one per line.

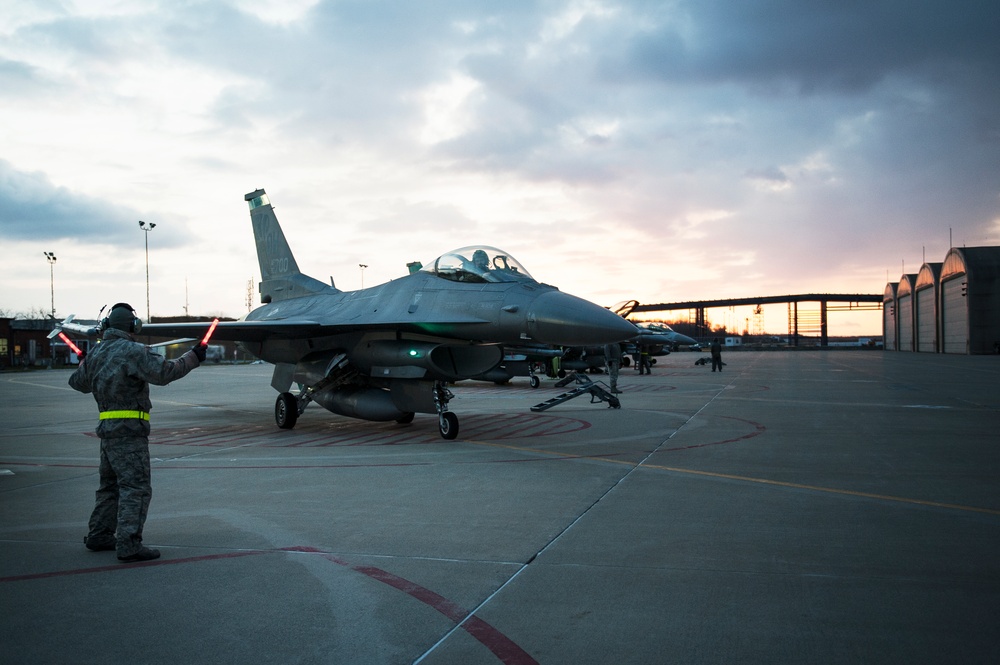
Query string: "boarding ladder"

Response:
xmin=530 ymin=373 xmax=621 ymax=411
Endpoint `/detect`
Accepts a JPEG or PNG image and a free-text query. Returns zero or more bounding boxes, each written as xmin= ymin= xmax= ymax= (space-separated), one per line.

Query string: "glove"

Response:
xmin=77 ymin=349 xmax=86 ymax=362
xmin=191 ymin=343 xmax=207 ymax=362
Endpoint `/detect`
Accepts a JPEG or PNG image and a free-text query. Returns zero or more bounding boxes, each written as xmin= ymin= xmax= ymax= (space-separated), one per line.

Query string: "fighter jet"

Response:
xmin=634 ymin=323 xmax=699 ymax=352
xmin=56 ymin=189 xmax=637 ymax=439
xmin=609 ymin=301 xmax=698 ymax=352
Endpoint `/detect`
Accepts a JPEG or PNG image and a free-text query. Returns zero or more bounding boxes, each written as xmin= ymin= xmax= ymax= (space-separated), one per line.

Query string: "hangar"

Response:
xmin=882 ymin=283 xmax=897 ymax=351
xmin=894 ymin=274 xmax=918 ymax=352
xmin=885 ymin=246 xmax=1000 ymax=354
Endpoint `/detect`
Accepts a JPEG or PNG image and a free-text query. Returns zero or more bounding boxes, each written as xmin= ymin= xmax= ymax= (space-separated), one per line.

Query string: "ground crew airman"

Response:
xmin=638 ymin=344 xmax=652 ymax=374
xmin=69 ymin=303 xmax=206 ymax=563
xmin=604 ymin=342 xmax=622 ymax=393
xmin=711 ymin=337 xmax=723 ymax=372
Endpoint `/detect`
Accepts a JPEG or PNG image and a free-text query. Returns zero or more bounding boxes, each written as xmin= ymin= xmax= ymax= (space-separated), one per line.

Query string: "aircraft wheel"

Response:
xmin=439 ymin=412 xmax=459 ymax=440
xmin=529 ymin=375 xmax=540 ymax=389
xmin=396 ymin=412 xmax=415 ymax=424
xmin=275 ymin=392 xmax=298 ymax=429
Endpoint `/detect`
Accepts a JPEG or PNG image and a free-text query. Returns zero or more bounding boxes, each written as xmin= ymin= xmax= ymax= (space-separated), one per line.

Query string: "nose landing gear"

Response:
xmin=434 ymin=381 xmax=459 ymax=439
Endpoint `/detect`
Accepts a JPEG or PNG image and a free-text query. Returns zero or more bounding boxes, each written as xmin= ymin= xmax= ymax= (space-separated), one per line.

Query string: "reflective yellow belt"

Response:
xmin=99 ymin=410 xmax=150 ymax=421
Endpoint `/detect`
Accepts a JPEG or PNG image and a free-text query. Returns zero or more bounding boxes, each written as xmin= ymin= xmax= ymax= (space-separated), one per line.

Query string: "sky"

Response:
xmin=2 ymin=0 xmax=998 ymax=337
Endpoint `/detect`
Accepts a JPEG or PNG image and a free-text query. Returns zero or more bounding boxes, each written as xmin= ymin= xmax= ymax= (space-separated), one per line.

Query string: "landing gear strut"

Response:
xmin=434 ymin=381 xmax=458 ymax=439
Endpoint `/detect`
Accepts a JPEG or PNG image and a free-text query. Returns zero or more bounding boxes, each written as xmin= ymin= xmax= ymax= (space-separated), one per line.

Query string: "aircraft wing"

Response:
xmin=141 ymin=320 xmax=326 ymax=343
xmin=139 ymin=315 xmax=494 ymax=343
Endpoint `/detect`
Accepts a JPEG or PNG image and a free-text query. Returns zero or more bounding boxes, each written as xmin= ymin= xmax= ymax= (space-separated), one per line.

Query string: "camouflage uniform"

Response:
xmin=69 ymin=328 xmax=201 ymax=558
xmin=604 ymin=342 xmax=622 ymax=393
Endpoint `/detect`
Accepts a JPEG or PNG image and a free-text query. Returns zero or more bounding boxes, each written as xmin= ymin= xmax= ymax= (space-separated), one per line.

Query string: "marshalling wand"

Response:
xmin=201 ymin=318 xmax=220 ymax=346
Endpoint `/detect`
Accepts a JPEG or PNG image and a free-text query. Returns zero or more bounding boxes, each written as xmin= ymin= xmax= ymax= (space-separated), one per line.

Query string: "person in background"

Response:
xmin=710 ymin=337 xmax=723 ymax=372
xmin=604 ymin=342 xmax=623 ymax=393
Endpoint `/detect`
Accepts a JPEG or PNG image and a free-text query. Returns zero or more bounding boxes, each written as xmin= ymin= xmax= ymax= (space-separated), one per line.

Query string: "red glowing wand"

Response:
xmin=201 ymin=318 xmax=220 ymax=346
xmin=57 ymin=331 xmax=84 ymax=357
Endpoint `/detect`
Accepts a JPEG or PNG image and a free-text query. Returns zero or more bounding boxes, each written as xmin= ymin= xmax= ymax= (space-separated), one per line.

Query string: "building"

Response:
xmin=0 ymin=318 xmax=90 ymax=369
xmin=882 ymin=282 xmax=898 ymax=351
xmin=885 ymin=246 xmax=1000 ymax=354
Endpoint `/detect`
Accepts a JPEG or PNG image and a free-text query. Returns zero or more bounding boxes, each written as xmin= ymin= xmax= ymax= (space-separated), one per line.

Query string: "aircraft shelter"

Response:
xmin=631 ymin=294 xmax=882 ymax=347
xmin=885 ymin=246 xmax=1000 ymax=354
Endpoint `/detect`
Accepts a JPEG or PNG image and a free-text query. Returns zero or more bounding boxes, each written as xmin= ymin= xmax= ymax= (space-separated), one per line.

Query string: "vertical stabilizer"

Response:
xmin=245 ymin=189 xmax=338 ymax=303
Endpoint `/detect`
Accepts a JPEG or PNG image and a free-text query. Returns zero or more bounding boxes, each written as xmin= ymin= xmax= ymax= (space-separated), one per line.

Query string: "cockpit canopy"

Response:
xmin=422 ymin=245 xmax=536 ymax=284
xmin=639 ymin=323 xmax=677 ymax=333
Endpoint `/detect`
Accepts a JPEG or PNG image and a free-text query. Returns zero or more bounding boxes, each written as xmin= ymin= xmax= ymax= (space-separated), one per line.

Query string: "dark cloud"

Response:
xmin=0 ymin=160 xmax=189 ymax=247
xmin=0 ymin=160 xmax=125 ymax=239
xmin=624 ymin=0 xmax=1000 ymax=94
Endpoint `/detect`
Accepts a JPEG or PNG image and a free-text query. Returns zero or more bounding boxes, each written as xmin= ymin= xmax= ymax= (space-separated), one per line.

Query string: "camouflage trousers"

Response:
xmin=88 ymin=436 xmax=152 ymax=558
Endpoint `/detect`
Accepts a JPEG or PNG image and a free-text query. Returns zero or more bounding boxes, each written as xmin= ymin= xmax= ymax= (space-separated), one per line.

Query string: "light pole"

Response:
xmin=44 ymin=251 xmax=57 ymax=368
xmin=139 ymin=221 xmax=156 ymax=321
xmin=359 ymin=264 xmax=368 ymax=289
xmin=43 ymin=251 xmax=57 ymax=319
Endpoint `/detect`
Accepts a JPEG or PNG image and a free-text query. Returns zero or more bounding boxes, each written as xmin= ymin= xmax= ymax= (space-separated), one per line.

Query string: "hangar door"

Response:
xmin=915 ymin=287 xmax=936 ymax=352
xmin=883 ymin=304 xmax=896 ymax=350
xmin=941 ymin=277 xmax=968 ymax=354
xmin=897 ymin=294 xmax=914 ymax=351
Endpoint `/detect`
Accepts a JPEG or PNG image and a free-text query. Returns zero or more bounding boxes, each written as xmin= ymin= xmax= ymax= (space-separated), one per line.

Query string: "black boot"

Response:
xmin=84 ymin=535 xmax=116 ymax=552
xmin=118 ymin=547 xmax=161 ymax=563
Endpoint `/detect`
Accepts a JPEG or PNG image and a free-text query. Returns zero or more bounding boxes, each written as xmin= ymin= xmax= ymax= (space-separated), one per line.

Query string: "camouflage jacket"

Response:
xmin=69 ymin=328 xmax=201 ymax=437
xmin=604 ymin=343 xmax=623 ymax=363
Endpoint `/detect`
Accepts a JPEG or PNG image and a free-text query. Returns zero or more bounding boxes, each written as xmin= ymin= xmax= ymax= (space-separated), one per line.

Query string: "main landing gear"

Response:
xmin=275 ymin=392 xmax=300 ymax=429
xmin=273 ymin=379 xmax=460 ymax=440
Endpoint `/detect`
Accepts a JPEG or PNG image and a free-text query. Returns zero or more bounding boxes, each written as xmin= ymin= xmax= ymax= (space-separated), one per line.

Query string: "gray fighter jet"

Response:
xmin=57 ymin=189 xmax=637 ymax=439
xmin=610 ymin=301 xmax=699 ymax=351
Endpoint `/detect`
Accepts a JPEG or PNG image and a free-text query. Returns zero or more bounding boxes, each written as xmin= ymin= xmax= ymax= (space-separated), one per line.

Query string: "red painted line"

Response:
xmin=661 ymin=416 xmax=766 ymax=451
xmin=287 ymin=434 xmax=338 ymax=447
xmin=3 ymin=545 xmax=538 ymax=664
xmin=495 ymin=419 xmax=565 ymax=439
xmin=340 ymin=429 xmax=414 ymax=447
xmin=470 ymin=414 xmax=530 ymax=438
xmin=352 ymin=564 xmax=538 ymax=665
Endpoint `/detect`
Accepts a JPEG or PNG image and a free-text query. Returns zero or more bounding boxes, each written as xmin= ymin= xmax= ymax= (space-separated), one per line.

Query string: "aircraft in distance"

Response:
xmin=55 ymin=189 xmax=637 ymax=439
xmin=472 ymin=302 xmax=701 ymax=382
xmin=634 ymin=322 xmax=699 ymax=352
xmin=609 ymin=301 xmax=699 ymax=352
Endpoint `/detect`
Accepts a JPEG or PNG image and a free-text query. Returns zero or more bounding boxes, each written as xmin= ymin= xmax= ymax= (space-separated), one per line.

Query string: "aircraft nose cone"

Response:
xmin=528 ymin=291 xmax=638 ymax=346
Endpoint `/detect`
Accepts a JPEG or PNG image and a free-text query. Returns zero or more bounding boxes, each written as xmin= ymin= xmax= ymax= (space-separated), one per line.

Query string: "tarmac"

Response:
xmin=2 ymin=350 xmax=999 ymax=664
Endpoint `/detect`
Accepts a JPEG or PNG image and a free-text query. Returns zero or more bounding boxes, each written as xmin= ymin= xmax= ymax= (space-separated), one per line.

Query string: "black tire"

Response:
xmin=529 ymin=375 xmax=540 ymax=389
xmin=439 ymin=412 xmax=459 ymax=440
xmin=275 ymin=392 xmax=298 ymax=429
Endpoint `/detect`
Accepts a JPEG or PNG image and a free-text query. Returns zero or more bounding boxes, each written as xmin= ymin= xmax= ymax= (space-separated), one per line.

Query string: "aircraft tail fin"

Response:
xmin=245 ymin=189 xmax=339 ymax=303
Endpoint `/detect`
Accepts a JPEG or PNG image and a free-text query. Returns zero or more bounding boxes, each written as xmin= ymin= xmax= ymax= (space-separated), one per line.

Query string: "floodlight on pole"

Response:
xmin=139 ymin=221 xmax=156 ymax=321
xmin=359 ymin=264 xmax=368 ymax=289
xmin=43 ymin=251 xmax=57 ymax=319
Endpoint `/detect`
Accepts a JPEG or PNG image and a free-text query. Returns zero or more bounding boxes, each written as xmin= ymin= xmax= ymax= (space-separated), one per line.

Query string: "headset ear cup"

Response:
xmin=133 ymin=318 xmax=142 ymax=334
